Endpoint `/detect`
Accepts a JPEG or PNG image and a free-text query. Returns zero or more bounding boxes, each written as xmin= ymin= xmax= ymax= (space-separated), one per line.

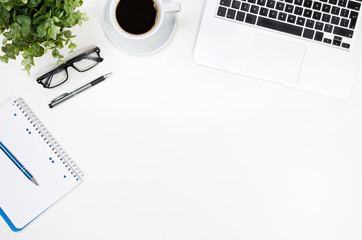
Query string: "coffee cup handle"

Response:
xmin=164 ymin=2 xmax=181 ymax=13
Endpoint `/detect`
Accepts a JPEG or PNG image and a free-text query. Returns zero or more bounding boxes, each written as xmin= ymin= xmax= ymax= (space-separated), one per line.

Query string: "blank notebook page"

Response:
xmin=0 ymin=98 xmax=83 ymax=231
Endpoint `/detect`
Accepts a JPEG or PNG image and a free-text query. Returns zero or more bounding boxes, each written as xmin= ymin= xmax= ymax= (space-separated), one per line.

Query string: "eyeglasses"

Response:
xmin=36 ymin=47 xmax=104 ymax=89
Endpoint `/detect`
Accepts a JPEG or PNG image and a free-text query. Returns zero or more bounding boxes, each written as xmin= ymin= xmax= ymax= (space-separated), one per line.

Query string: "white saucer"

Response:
xmin=103 ymin=0 xmax=177 ymax=55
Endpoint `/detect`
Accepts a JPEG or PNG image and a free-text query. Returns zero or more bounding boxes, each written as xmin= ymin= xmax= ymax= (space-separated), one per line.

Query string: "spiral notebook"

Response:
xmin=0 ymin=97 xmax=84 ymax=232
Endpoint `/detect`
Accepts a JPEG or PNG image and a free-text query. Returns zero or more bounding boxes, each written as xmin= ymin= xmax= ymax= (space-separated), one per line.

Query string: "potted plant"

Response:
xmin=0 ymin=0 xmax=88 ymax=74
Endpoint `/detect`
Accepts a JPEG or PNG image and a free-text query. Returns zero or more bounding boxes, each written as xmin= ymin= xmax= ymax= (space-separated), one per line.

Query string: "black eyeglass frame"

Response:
xmin=36 ymin=47 xmax=104 ymax=89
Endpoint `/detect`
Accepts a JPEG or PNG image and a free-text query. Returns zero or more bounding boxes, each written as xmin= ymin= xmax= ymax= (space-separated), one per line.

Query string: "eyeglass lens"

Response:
xmin=73 ymin=51 xmax=101 ymax=72
xmin=38 ymin=68 xmax=68 ymax=88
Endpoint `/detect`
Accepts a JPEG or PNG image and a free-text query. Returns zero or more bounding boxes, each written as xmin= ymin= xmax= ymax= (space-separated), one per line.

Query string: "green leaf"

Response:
xmin=43 ymin=41 xmax=55 ymax=48
xmin=23 ymin=47 xmax=32 ymax=56
xmin=36 ymin=25 xmax=46 ymax=37
xmin=32 ymin=43 xmax=44 ymax=57
xmin=10 ymin=23 xmax=21 ymax=40
xmin=52 ymin=48 xmax=59 ymax=58
xmin=23 ymin=63 xmax=31 ymax=75
xmin=0 ymin=0 xmax=88 ymax=74
xmin=52 ymin=16 xmax=60 ymax=22
xmin=63 ymin=30 xmax=71 ymax=38
xmin=0 ymin=55 xmax=9 ymax=63
xmin=3 ymin=32 xmax=11 ymax=38
xmin=2 ymin=3 xmax=14 ymax=11
xmin=68 ymin=42 xmax=76 ymax=49
xmin=17 ymin=15 xmax=31 ymax=26
xmin=28 ymin=0 xmax=42 ymax=7
xmin=2 ymin=45 xmax=16 ymax=59
xmin=21 ymin=25 xmax=30 ymax=36
xmin=21 ymin=58 xmax=28 ymax=65
xmin=10 ymin=23 xmax=21 ymax=33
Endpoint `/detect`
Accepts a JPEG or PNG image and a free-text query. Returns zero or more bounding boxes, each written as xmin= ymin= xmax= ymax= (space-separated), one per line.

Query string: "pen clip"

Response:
xmin=51 ymin=93 xmax=69 ymax=103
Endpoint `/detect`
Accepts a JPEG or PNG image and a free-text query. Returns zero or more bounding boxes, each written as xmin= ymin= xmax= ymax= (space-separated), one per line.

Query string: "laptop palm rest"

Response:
xmin=247 ymin=34 xmax=306 ymax=83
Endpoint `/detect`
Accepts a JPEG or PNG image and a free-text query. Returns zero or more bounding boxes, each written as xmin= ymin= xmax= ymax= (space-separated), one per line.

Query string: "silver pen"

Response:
xmin=49 ymin=73 xmax=112 ymax=108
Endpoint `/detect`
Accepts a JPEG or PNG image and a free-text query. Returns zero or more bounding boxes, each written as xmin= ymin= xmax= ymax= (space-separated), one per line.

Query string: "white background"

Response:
xmin=1 ymin=0 xmax=362 ymax=239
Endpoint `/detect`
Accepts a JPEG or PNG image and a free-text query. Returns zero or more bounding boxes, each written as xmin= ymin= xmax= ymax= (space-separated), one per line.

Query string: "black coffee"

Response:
xmin=115 ymin=0 xmax=158 ymax=35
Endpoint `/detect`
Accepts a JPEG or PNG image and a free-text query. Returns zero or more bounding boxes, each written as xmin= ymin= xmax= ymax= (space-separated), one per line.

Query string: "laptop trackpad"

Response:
xmin=247 ymin=34 xmax=306 ymax=83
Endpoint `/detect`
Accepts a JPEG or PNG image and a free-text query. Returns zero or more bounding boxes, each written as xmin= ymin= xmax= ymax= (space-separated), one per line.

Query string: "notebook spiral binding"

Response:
xmin=14 ymin=98 xmax=84 ymax=180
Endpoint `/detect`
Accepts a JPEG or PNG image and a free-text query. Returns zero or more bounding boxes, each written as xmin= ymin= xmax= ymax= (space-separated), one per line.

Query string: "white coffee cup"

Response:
xmin=109 ymin=0 xmax=181 ymax=40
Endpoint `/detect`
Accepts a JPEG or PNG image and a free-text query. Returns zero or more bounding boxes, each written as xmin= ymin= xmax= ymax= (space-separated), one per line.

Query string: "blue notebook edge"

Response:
xmin=0 ymin=185 xmax=83 ymax=232
xmin=0 ymin=207 xmax=24 ymax=232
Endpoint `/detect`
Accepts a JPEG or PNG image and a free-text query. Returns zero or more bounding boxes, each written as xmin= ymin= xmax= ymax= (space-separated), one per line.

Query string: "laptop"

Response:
xmin=193 ymin=0 xmax=362 ymax=99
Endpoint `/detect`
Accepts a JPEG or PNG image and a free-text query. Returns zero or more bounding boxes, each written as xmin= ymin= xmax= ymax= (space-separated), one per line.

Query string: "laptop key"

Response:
xmin=322 ymin=13 xmax=331 ymax=22
xmin=217 ymin=6 xmax=228 ymax=16
xmin=278 ymin=12 xmax=288 ymax=21
xmin=294 ymin=0 xmax=303 ymax=6
xmin=331 ymin=6 xmax=340 ymax=15
xmin=342 ymin=43 xmax=350 ymax=48
xmin=257 ymin=16 xmax=303 ymax=36
xmin=297 ymin=16 xmax=306 ymax=25
xmin=338 ymin=0 xmax=347 ymax=7
xmin=304 ymin=0 xmax=313 ymax=8
xmin=236 ymin=11 xmax=246 ymax=21
xmin=241 ymin=2 xmax=250 ymax=11
xmin=257 ymin=0 xmax=266 ymax=6
xmin=329 ymin=0 xmax=337 ymax=5
xmin=306 ymin=19 xmax=315 ymax=28
xmin=322 ymin=4 xmax=331 ymax=12
xmin=303 ymin=29 xmax=315 ymax=39
xmin=313 ymin=11 xmax=322 ymax=20
xmin=324 ymin=23 xmax=333 ymax=32
xmin=287 ymin=14 xmax=297 ymax=23
xmin=323 ymin=38 xmax=332 ymax=43
xmin=314 ymin=31 xmax=324 ymax=41
xmin=245 ymin=13 xmax=257 ymax=24
xmin=250 ymin=5 xmax=260 ymax=13
xmin=303 ymin=9 xmax=312 ymax=18
xmin=260 ymin=7 xmax=269 ymax=15
xmin=340 ymin=9 xmax=349 ymax=17
xmin=331 ymin=16 xmax=340 ymax=24
xmin=269 ymin=10 xmax=278 ymax=18
xmin=333 ymin=38 xmax=341 ymax=46
xmin=294 ymin=6 xmax=303 ymax=15
xmin=276 ymin=2 xmax=285 ymax=10
xmin=334 ymin=26 xmax=353 ymax=38
xmin=349 ymin=11 xmax=358 ymax=29
xmin=232 ymin=0 xmax=242 ymax=9
xmin=315 ymin=21 xmax=324 ymax=30
xmin=313 ymin=2 xmax=322 ymax=10
xmin=340 ymin=18 xmax=349 ymax=27
xmin=347 ymin=1 xmax=360 ymax=11
xmin=227 ymin=9 xmax=237 ymax=19
xmin=220 ymin=0 xmax=232 ymax=7
xmin=267 ymin=0 xmax=276 ymax=8
xmin=285 ymin=4 xmax=294 ymax=12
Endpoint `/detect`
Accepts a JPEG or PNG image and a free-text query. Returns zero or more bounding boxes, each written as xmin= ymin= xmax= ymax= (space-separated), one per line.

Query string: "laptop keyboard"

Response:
xmin=216 ymin=0 xmax=361 ymax=49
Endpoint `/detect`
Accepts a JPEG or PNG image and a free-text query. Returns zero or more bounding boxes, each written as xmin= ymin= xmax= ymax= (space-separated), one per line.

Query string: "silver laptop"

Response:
xmin=193 ymin=0 xmax=362 ymax=99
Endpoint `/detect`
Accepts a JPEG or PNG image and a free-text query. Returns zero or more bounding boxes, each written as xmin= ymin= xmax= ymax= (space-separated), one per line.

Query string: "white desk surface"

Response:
xmin=1 ymin=0 xmax=362 ymax=239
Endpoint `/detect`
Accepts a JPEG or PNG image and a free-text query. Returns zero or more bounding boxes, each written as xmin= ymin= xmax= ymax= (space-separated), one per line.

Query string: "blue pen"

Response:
xmin=0 ymin=141 xmax=39 ymax=186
